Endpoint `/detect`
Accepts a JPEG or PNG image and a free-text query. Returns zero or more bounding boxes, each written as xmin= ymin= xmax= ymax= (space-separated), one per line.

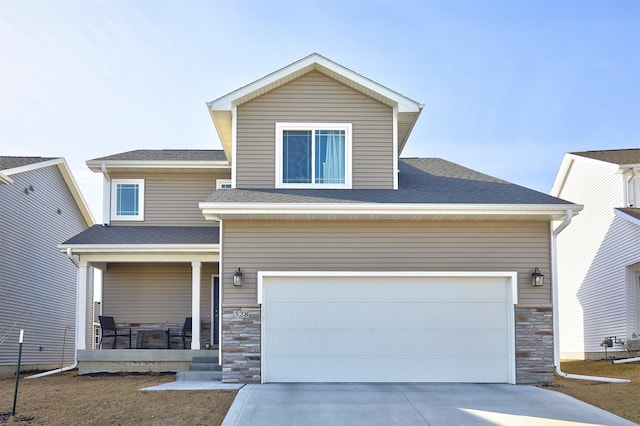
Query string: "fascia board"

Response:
xmin=615 ymin=209 xmax=640 ymax=227
xmin=200 ymin=202 xmax=582 ymax=218
xmin=207 ymin=53 xmax=422 ymax=113
xmin=86 ymin=160 xmax=231 ymax=172
xmin=617 ymin=163 xmax=640 ymax=170
xmin=550 ymin=155 xmax=573 ymax=197
xmin=59 ymin=244 xmax=220 ymax=253
xmin=56 ymin=159 xmax=96 ymax=226
xmin=0 ymin=173 xmax=13 ymax=184
xmin=2 ymin=157 xmax=64 ymax=176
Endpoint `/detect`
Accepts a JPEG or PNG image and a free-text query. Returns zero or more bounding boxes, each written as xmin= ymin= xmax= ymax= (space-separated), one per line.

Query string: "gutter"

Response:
xmin=551 ymin=209 xmax=630 ymax=383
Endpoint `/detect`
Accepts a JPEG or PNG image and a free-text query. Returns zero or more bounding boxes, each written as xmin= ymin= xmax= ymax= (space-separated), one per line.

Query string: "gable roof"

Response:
xmin=86 ymin=149 xmax=229 ymax=173
xmin=200 ymin=158 xmax=579 ymax=221
xmin=0 ymin=156 xmax=94 ymax=225
xmin=570 ymin=149 xmax=640 ymax=166
xmin=551 ymin=148 xmax=640 ymax=197
xmin=615 ymin=207 xmax=640 ymax=226
xmin=0 ymin=156 xmax=58 ymax=170
xmin=207 ymin=53 xmax=424 ymax=160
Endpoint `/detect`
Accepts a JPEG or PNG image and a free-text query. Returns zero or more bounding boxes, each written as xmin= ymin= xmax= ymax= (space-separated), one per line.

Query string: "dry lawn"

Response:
xmin=0 ymin=361 xmax=638 ymax=425
xmin=548 ymin=360 xmax=640 ymax=424
xmin=0 ymin=371 xmax=236 ymax=425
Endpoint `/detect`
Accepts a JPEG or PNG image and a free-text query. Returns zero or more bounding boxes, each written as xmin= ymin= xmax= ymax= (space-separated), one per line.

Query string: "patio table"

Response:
xmin=136 ymin=329 xmax=170 ymax=349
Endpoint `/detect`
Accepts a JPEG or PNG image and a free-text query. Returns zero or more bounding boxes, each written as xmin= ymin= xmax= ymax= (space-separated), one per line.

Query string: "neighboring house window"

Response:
xmin=216 ymin=179 xmax=232 ymax=189
xmin=111 ymin=179 xmax=144 ymax=221
xmin=275 ymin=122 xmax=352 ymax=189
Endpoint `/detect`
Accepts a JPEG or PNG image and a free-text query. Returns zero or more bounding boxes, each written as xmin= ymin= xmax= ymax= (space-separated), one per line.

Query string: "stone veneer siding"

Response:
xmin=515 ymin=306 xmax=554 ymax=384
xmin=222 ymin=306 xmax=261 ymax=383
xmin=221 ymin=305 xmax=555 ymax=384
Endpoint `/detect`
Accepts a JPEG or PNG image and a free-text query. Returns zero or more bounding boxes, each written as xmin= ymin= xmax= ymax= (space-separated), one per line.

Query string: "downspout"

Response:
xmin=624 ymin=166 xmax=637 ymax=207
xmin=27 ymin=248 xmax=80 ymax=378
xmin=65 ymin=247 xmax=79 ymax=267
xmin=551 ymin=209 xmax=630 ymax=383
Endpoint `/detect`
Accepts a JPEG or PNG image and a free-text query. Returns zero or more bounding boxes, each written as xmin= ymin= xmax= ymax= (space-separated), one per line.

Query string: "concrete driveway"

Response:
xmin=222 ymin=383 xmax=635 ymax=426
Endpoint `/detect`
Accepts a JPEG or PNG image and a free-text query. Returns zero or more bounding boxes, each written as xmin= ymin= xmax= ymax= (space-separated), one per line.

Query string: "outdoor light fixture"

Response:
xmin=531 ymin=267 xmax=544 ymax=287
xmin=233 ymin=268 xmax=243 ymax=286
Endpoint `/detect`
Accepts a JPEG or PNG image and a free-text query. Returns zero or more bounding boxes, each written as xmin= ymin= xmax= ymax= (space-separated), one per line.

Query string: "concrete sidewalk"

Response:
xmin=140 ymin=381 xmax=244 ymax=391
xmin=222 ymin=383 xmax=636 ymax=426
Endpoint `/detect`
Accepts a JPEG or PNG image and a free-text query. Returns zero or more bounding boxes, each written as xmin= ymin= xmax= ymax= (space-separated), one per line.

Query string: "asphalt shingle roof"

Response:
xmin=205 ymin=158 xmax=572 ymax=205
xmin=63 ymin=225 xmax=219 ymax=245
xmin=572 ymin=149 xmax=640 ymax=165
xmin=617 ymin=208 xmax=640 ymax=221
xmin=89 ymin=150 xmax=227 ymax=162
xmin=0 ymin=156 xmax=57 ymax=171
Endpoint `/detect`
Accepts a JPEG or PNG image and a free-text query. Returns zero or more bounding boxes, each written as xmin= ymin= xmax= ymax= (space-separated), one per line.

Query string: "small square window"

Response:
xmin=276 ymin=123 xmax=351 ymax=189
xmin=111 ymin=179 xmax=144 ymax=221
xmin=216 ymin=179 xmax=232 ymax=189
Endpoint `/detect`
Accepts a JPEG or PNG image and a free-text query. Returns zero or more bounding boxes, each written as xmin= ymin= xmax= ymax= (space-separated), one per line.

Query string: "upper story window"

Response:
xmin=111 ymin=179 xmax=144 ymax=221
xmin=275 ymin=122 xmax=352 ymax=189
xmin=216 ymin=179 xmax=232 ymax=189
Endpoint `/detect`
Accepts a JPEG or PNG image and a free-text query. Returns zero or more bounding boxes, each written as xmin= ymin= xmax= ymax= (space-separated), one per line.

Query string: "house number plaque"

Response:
xmin=233 ymin=311 xmax=249 ymax=319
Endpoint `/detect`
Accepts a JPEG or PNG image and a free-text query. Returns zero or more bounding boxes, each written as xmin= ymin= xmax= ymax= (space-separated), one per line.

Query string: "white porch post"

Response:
xmin=76 ymin=260 xmax=89 ymax=350
xmin=191 ymin=261 xmax=201 ymax=350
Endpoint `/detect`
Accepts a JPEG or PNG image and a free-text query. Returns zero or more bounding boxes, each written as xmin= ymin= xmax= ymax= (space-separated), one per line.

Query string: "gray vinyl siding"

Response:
xmin=0 ymin=165 xmax=91 ymax=368
xmin=109 ymin=172 xmax=230 ymax=226
xmin=102 ymin=262 xmax=217 ymax=324
xmin=236 ymin=71 xmax=394 ymax=189
xmin=221 ymin=220 xmax=552 ymax=306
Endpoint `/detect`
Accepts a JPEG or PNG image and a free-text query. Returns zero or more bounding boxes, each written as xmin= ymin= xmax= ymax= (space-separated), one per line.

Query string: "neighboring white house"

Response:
xmin=552 ymin=149 xmax=640 ymax=360
xmin=0 ymin=157 xmax=94 ymax=376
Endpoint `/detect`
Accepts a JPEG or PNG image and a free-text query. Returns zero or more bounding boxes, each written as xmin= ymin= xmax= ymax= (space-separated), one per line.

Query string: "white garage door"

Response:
xmin=260 ymin=273 xmax=515 ymax=383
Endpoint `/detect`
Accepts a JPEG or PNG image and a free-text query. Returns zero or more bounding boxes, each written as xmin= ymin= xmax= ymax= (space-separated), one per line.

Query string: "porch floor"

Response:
xmin=77 ymin=349 xmax=219 ymax=375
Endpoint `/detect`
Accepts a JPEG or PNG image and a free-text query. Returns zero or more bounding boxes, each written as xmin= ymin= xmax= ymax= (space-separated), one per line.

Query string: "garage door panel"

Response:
xmin=262 ymin=275 xmax=513 ymax=383
xmin=272 ymin=301 xmax=508 ymax=331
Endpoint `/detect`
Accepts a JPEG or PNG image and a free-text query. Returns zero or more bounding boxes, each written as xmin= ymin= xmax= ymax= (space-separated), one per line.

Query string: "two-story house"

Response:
xmin=551 ymin=149 xmax=640 ymax=360
xmin=61 ymin=54 xmax=580 ymax=384
xmin=0 ymin=157 xmax=94 ymax=376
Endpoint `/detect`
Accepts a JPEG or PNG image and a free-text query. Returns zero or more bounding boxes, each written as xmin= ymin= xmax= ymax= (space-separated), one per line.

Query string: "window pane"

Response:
xmin=283 ymin=130 xmax=312 ymax=184
xmin=315 ymin=130 xmax=345 ymax=184
xmin=116 ymin=183 xmax=139 ymax=216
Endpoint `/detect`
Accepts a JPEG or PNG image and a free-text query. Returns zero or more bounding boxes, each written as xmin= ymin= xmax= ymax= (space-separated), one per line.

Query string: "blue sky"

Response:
xmin=1 ymin=0 xmax=639 ymax=219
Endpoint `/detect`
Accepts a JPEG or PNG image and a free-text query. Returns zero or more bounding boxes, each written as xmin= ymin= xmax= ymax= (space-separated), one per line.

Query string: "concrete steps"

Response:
xmin=176 ymin=353 xmax=222 ymax=381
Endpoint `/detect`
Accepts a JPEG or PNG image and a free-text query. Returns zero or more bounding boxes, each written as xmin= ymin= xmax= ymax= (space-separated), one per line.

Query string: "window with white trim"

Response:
xmin=111 ymin=179 xmax=144 ymax=221
xmin=216 ymin=179 xmax=232 ymax=189
xmin=275 ymin=122 xmax=352 ymax=189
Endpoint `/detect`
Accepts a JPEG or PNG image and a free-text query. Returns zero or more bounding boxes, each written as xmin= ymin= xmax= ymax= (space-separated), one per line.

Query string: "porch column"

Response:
xmin=76 ymin=260 xmax=89 ymax=350
xmin=191 ymin=261 xmax=201 ymax=350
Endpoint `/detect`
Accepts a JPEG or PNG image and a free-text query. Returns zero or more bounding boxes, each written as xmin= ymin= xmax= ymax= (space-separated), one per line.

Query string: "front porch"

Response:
xmin=77 ymin=349 xmax=218 ymax=374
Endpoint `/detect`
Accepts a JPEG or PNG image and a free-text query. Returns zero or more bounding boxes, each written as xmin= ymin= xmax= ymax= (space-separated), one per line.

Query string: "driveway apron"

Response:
xmin=222 ymin=383 xmax=635 ymax=426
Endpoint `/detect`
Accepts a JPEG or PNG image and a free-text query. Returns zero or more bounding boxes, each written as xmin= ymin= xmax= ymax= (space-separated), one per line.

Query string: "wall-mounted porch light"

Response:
xmin=233 ymin=268 xmax=243 ymax=286
xmin=531 ymin=267 xmax=544 ymax=287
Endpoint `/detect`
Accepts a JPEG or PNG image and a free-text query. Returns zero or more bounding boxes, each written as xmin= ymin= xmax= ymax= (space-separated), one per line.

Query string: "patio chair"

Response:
xmin=169 ymin=317 xmax=192 ymax=349
xmin=98 ymin=316 xmax=132 ymax=349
